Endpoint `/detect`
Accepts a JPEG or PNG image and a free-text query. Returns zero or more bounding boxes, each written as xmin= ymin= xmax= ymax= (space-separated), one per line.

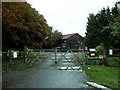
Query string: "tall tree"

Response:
xmin=2 ymin=2 xmax=50 ymax=51
xmin=111 ymin=16 xmax=120 ymax=49
xmin=85 ymin=6 xmax=117 ymax=48
xmin=43 ymin=28 xmax=62 ymax=49
xmin=84 ymin=13 xmax=100 ymax=48
xmin=101 ymin=26 xmax=113 ymax=65
xmin=84 ymin=4 xmax=119 ymax=65
xmin=112 ymin=3 xmax=119 ymax=18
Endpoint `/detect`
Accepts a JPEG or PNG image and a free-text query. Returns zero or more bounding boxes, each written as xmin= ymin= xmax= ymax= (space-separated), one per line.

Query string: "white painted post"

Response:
xmin=13 ymin=51 xmax=17 ymax=58
xmin=109 ymin=49 xmax=113 ymax=55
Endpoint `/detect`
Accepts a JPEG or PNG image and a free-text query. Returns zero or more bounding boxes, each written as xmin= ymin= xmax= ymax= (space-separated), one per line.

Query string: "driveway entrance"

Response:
xmin=2 ymin=49 xmax=96 ymax=89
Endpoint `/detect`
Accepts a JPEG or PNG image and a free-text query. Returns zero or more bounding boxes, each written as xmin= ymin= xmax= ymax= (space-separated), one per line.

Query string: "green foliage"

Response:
xmin=85 ymin=4 xmax=119 ymax=49
xmin=101 ymin=26 xmax=113 ymax=48
xmin=82 ymin=65 xmax=118 ymax=88
xmin=112 ymin=3 xmax=119 ymax=18
xmin=44 ymin=30 xmax=62 ymax=48
xmin=85 ymin=13 xmax=100 ymax=48
xmin=2 ymin=2 xmax=50 ymax=51
xmin=2 ymin=2 xmax=62 ymax=50
xmin=107 ymin=57 xmax=120 ymax=67
xmin=3 ymin=58 xmax=29 ymax=73
xmin=111 ymin=16 xmax=120 ymax=48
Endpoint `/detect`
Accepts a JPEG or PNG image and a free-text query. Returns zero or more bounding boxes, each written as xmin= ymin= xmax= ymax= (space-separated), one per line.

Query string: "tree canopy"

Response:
xmin=84 ymin=3 xmax=119 ymax=49
xmin=84 ymin=3 xmax=119 ymax=65
xmin=2 ymin=2 xmax=62 ymax=51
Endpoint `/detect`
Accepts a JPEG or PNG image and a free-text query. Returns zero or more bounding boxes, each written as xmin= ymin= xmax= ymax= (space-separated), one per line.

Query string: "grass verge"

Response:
xmin=82 ymin=65 xmax=118 ymax=89
xmin=76 ymin=52 xmax=85 ymax=61
xmin=86 ymin=56 xmax=120 ymax=66
xmin=2 ymin=51 xmax=51 ymax=74
xmin=2 ymin=58 xmax=29 ymax=74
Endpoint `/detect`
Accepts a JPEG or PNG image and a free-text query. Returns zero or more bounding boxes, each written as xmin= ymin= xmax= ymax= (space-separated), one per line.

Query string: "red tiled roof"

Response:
xmin=61 ymin=33 xmax=77 ymax=39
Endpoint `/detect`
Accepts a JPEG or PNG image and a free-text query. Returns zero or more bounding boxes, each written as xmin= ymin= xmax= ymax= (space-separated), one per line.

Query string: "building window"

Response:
xmin=62 ymin=43 xmax=66 ymax=48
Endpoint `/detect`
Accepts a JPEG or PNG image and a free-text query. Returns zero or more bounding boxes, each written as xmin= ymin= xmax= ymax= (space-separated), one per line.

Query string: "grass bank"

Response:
xmin=82 ymin=65 xmax=118 ymax=89
xmin=2 ymin=51 xmax=51 ymax=74
xmin=2 ymin=58 xmax=29 ymax=74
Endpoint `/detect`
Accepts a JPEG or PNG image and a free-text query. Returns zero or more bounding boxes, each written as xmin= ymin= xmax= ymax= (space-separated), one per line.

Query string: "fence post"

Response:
xmin=23 ymin=46 xmax=29 ymax=64
xmin=55 ymin=47 xmax=57 ymax=64
xmin=9 ymin=50 xmax=13 ymax=64
xmin=84 ymin=49 xmax=88 ymax=64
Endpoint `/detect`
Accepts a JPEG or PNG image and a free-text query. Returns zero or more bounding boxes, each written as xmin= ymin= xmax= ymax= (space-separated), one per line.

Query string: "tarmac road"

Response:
xmin=2 ymin=52 xmax=97 ymax=89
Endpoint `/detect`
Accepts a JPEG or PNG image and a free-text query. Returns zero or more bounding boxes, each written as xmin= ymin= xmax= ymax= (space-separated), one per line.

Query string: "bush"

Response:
xmin=95 ymin=43 xmax=104 ymax=55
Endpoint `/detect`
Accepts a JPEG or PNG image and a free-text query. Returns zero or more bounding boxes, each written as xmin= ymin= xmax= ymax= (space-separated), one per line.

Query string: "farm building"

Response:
xmin=59 ymin=33 xmax=84 ymax=49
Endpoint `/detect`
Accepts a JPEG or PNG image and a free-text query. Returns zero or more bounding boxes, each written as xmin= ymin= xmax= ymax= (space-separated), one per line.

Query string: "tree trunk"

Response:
xmin=103 ymin=47 xmax=108 ymax=66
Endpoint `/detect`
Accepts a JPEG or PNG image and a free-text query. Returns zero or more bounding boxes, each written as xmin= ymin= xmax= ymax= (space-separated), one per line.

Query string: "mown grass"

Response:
xmin=78 ymin=53 xmax=120 ymax=89
xmin=82 ymin=65 xmax=119 ymax=89
xmin=76 ymin=52 xmax=85 ymax=61
xmin=85 ymin=56 xmax=120 ymax=66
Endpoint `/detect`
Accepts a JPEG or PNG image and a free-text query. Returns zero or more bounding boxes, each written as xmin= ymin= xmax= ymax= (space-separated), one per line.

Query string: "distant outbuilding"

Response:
xmin=59 ymin=33 xmax=84 ymax=49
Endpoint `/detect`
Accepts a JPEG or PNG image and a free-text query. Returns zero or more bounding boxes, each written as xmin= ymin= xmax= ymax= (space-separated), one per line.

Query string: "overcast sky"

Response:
xmin=27 ymin=0 xmax=119 ymax=37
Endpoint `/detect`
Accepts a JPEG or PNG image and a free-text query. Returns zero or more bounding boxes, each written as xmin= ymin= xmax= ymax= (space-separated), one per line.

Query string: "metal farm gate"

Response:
xmin=2 ymin=48 xmax=86 ymax=71
xmin=50 ymin=48 xmax=85 ymax=63
xmin=27 ymin=48 xmax=86 ymax=70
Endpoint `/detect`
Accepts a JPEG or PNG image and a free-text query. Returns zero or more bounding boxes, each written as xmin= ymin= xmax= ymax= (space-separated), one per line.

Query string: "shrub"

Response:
xmin=95 ymin=43 xmax=104 ymax=55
